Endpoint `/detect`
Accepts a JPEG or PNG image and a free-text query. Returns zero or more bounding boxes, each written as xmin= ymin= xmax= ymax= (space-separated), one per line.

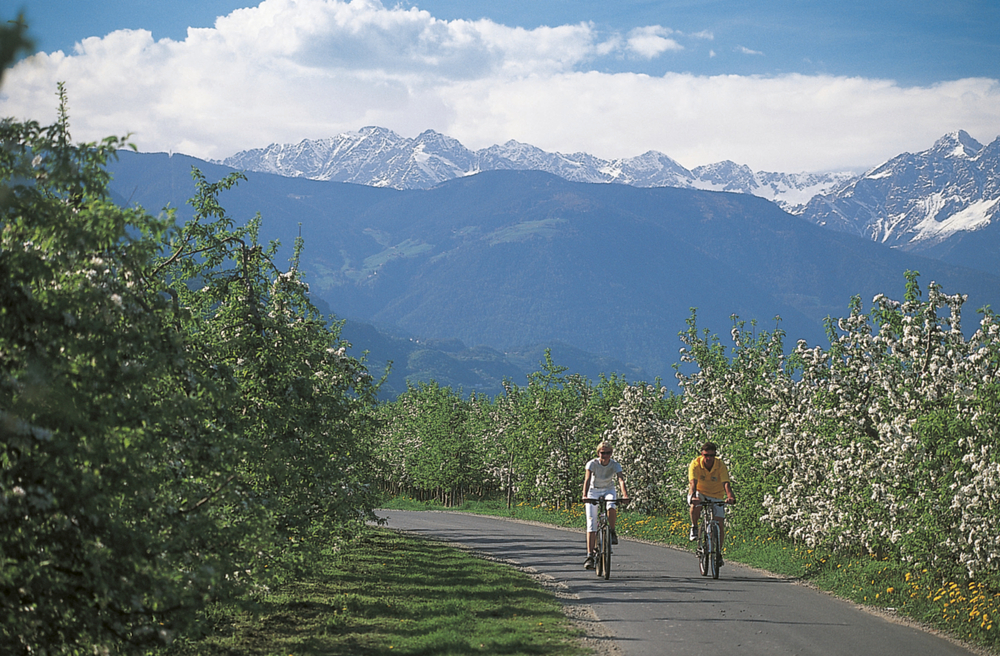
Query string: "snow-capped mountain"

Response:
xmin=219 ymin=127 xmax=853 ymax=210
xmin=221 ymin=127 xmax=477 ymax=189
xmin=692 ymin=161 xmax=853 ymax=207
xmin=795 ymin=131 xmax=1000 ymax=257
xmin=220 ymin=128 xmax=1000 ymax=276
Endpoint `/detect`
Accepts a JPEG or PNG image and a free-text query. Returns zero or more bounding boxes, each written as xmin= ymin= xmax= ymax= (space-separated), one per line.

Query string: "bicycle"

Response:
xmin=581 ymin=497 xmax=630 ymax=579
xmin=694 ymin=499 xmax=731 ymax=579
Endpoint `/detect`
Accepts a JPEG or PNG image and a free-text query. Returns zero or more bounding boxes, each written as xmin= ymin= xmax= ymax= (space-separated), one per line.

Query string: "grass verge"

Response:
xmin=383 ymin=496 xmax=1000 ymax=655
xmin=164 ymin=527 xmax=589 ymax=656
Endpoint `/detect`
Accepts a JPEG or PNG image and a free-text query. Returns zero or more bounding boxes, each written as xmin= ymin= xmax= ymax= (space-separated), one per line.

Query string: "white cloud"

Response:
xmin=1 ymin=0 xmax=999 ymax=173
xmin=736 ymin=45 xmax=764 ymax=56
xmin=626 ymin=26 xmax=683 ymax=59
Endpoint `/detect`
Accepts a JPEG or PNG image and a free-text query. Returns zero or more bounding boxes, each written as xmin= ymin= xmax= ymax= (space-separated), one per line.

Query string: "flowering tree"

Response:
xmin=759 ymin=274 xmax=1000 ymax=576
xmin=602 ymin=383 xmax=678 ymax=512
xmin=665 ymin=311 xmax=793 ymax=531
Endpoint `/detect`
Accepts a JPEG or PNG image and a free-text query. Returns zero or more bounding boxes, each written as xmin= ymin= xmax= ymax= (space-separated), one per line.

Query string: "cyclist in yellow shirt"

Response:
xmin=687 ymin=441 xmax=736 ymax=562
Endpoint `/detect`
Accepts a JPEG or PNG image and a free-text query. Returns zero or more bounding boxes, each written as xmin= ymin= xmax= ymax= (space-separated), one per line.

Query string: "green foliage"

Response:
xmin=1 ymin=34 xmax=379 ymax=653
xmin=670 ymin=311 xmax=794 ymax=533
xmin=1 ymin=87 xmax=211 ymax=652
xmin=760 ymin=275 xmax=1000 ymax=580
xmin=372 ymin=381 xmax=484 ymax=504
xmin=372 ymin=349 xmax=671 ymax=510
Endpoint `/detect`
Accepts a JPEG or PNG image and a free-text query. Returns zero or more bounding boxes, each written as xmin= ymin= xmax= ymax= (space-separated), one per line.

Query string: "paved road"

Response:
xmin=376 ymin=510 xmax=978 ymax=656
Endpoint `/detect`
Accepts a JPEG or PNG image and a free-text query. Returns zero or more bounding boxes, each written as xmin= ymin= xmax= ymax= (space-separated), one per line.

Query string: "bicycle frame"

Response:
xmin=582 ymin=497 xmax=629 ymax=580
xmin=696 ymin=499 xmax=728 ymax=579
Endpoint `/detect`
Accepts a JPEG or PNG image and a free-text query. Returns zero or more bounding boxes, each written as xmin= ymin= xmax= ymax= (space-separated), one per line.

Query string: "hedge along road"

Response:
xmin=376 ymin=510 xmax=980 ymax=656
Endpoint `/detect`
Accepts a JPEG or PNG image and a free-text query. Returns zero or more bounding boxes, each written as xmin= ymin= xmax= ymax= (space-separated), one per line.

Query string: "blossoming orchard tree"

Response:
xmin=757 ymin=274 xmax=1000 ymax=577
xmin=662 ymin=274 xmax=1000 ymax=579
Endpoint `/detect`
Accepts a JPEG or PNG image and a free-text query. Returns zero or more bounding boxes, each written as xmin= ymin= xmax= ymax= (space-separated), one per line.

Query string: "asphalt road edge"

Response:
xmin=376 ymin=510 xmax=997 ymax=656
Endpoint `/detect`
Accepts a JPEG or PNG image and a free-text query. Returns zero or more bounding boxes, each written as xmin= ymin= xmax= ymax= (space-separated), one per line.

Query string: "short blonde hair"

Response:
xmin=596 ymin=441 xmax=612 ymax=454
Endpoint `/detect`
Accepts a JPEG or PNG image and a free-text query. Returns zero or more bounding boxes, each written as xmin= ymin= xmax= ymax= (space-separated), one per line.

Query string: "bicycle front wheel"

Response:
xmin=595 ymin=529 xmax=605 ymax=578
xmin=709 ymin=523 xmax=721 ymax=579
xmin=602 ymin=523 xmax=612 ymax=579
xmin=698 ymin=526 xmax=710 ymax=577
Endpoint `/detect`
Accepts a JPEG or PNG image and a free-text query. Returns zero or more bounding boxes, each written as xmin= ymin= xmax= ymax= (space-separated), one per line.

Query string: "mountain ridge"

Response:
xmin=108 ymin=153 xmax=1000 ymax=387
xmin=218 ymin=126 xmax=855 ymax=211
xmin=218 ymin=127 xmax=1000 ymax=278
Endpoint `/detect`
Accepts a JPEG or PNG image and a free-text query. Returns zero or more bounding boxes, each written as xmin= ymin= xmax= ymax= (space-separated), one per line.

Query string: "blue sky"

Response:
xmin=4 ymin=0 xmax=999 ymax=171
xmin=18 ymin=1 xmax=1000 ymax=83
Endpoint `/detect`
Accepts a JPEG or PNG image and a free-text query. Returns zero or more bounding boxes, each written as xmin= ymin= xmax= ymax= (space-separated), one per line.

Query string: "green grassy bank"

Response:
xmin=163 ymin=528 xmax=589 ymax=656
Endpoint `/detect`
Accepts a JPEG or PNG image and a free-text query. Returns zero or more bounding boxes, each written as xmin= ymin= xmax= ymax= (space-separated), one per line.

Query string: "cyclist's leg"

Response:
xmin=584 ymin=490 xmax=603 ymax=568
xmin=603 ymin=520 xmax=613 ymax=577
xmin=589 ymin=489 xmax=613 ymax=529
xmin=688 ymin=495 xmax=700 ymax=540
xmin=691 ymin=491 xmax=714 ymax=540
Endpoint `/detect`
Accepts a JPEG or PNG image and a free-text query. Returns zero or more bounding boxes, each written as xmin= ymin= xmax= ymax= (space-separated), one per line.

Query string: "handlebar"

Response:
xmin=580 ymin=497 xmax=631 ymax=506
xmin=692 ymin=498 xmax=735 ymax=507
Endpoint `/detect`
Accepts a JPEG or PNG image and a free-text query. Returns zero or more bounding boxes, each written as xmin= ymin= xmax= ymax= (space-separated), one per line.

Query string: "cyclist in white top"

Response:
xmin=582 ymin=441 xmax=629 ymax=569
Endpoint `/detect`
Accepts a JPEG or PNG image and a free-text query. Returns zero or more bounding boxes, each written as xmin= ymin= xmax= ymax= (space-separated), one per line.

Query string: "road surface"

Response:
xmin=376 ymin=510 xmax=979 ymax=656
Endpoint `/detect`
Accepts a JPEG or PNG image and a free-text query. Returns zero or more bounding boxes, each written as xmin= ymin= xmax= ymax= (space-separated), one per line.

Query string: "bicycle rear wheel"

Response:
xmin=698 ymin=526 xmax=710 ymax=576
xmin=602 ymin=523 xmax=612 ymax=579
xmin=708 ymin=523 xmax=720 ymax=579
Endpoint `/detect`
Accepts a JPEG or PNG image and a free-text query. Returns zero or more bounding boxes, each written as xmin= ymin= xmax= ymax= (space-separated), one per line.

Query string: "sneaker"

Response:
xmin=584 ymin=554 xmax=595 ymax=570
xmin=689 ymin=526 xmax=698 ymax=541
xmin=611 ymin=531 xmax=618 ymax=545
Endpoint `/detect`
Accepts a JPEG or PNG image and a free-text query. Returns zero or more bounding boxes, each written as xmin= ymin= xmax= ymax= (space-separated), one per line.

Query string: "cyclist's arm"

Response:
xmin=687 ymin=478 xmax=698 ymax=504
xmin=724 ymin=481 xmax=736 ymax=504
xmin=582 ymin=468 xmax=593 ymax=498
xmin=616 ymin=471 xmax=628 ymax=499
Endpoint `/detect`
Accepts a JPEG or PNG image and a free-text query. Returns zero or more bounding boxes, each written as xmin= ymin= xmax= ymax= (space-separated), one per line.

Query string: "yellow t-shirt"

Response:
xmin=688 ymin=456 xmax=730 ymax=498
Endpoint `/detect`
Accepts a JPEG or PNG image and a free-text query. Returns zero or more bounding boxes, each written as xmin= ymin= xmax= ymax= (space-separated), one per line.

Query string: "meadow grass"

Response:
xmin=164 ymin=527 xmax=589 ymax=656
xmin=383 ymin=496 xmax=1000 ymax=654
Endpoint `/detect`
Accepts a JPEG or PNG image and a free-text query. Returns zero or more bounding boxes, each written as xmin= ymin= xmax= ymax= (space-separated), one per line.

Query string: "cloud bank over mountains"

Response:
xmin=3 ymin=0 xmax=999 ymax=172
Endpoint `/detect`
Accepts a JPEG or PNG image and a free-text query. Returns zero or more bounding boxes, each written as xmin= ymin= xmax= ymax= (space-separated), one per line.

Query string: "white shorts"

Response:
xmin=585 ymin=488 xmax=617 ymax=532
